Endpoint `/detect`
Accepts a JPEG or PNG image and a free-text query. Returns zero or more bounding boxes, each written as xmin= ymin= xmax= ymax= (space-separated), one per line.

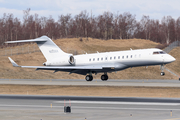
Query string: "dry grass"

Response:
xmin=0 ymin=38 xmax=179 ymax=79
xmin=1 ymin=84 xmax=180 ymax=98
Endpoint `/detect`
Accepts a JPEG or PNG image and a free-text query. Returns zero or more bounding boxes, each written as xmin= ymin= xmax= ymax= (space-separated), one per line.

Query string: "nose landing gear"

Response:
xmin=160 ymin=64 xmax=165 ymax=76
xmin=161 ymin=72 xmax=165 ymax=76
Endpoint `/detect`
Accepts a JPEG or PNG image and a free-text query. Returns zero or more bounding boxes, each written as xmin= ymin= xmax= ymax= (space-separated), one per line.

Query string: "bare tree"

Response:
xmin=1 ymin=8 xmax=180 ymax=47
xmin=161 ymin=16 xmax=175 ymax=44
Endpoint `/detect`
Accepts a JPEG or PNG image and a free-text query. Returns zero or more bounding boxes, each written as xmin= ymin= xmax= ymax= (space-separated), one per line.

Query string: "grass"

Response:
xmin=1 ymin=84 xmax=180 ymax=98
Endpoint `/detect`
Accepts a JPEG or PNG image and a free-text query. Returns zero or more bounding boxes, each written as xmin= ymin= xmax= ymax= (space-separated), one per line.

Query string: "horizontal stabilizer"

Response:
xmin=5 ymin=38 xmax=47 ymax=43
xmin=8 ymin=57 xmax=19 ymax=67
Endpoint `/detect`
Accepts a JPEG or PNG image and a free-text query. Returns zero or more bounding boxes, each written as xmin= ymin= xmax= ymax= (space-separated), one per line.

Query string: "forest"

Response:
xmin=0 ymin=8 xmax=180 ymax=47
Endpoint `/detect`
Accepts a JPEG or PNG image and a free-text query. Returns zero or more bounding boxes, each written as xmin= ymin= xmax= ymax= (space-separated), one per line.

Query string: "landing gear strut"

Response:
xmin=160 ymin=64 xmax=165 ymax=76
xmin=101 ymin=73 xmax=108 ymax=81
xmin=85 ymin=75 xmax=93 ymax=81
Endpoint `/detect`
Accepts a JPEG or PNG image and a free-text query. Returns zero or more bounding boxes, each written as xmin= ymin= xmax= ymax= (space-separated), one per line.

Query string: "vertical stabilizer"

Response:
xmin=35 ymin=36 xmax=69 ymax=61
xmin=5 ymin=36 xmax=70 ymax=61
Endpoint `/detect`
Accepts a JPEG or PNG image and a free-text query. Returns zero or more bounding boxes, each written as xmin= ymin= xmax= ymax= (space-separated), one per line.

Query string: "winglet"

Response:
xmin=8 ymin=57 xmax=20 ymax=67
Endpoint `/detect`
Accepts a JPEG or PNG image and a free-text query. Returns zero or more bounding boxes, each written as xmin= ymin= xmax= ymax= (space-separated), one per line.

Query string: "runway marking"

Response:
xmin=166 ymin=118 xmax=180 ymax=120
xmin=1 ymin=104 xmax=180 ymax=111
xmin=54 ymin=101 xmax=180 ymax=106
xmin=73 ymin=106 xmax=180 ymax=111
xmin=0 ymin=104 xmax=62 ymax=108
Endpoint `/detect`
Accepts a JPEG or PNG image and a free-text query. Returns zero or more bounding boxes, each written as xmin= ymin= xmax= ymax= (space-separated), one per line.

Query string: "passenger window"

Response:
xmin=114 ymin=56 xmax=116 ymax=59
xmin=122 ymin=56 xmax=124 ymax=59
xmin=101 ymin=58 xmax=103 ymax=60
xmin=127 ymin=56 xmax=128 ymax=58
xmin=110 ymin=57 xmax=112 ymax=60
xmin=89 ymin=59 xmax=91 ymax=61
xmin=105 ymin=57 xmax=107 ymax=60
xmin=118 ymin=56 xmax=120 ymax=59
xmin=97 ymin=58 xmax=99 ymax=61
xmin=131 ymin=55 xmax=132 ymax=58
xmin=93 ymin=58 xmax=95 ymax=61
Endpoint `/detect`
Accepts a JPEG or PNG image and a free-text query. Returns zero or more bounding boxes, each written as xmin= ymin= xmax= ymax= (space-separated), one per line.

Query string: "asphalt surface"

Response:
xmin=0 ymin=95 xmax=180 ymax=120
xmin=0 ymin=79 xmax=180 ymax=87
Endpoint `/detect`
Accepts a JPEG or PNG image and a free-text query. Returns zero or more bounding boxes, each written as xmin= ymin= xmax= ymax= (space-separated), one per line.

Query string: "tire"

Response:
xmin=85 ymin=75 xmax=93 ymax=81
xmin=105 ymin=75 xmax=108 ymax=80
xmin=161 ymin=72 xmax=165 ymax=76
xmin=89 ymin=75 xmax=93 ymax=81
xmin=101 ymin=75 xmax=105 ymax=81
xmin=101 ymin=75 xmax=108 ymax=81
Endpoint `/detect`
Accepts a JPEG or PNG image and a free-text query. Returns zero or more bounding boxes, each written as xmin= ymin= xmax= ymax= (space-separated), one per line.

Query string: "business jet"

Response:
xmin=6 ymin=36 xmax=176 ymax=81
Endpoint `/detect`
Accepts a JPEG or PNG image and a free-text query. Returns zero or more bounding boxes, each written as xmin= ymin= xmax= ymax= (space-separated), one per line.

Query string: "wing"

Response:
xmin=8 ymin=57 xmax=128 ymax=75
xmin=8 ymin=57 xmax=103 ymax=75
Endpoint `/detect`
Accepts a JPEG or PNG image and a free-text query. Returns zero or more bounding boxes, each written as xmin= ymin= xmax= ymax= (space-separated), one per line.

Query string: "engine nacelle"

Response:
xmin=44 ymin=55 xmax=75 ymax=66
xmin=69 ymin=56 xmax=75 ymax=65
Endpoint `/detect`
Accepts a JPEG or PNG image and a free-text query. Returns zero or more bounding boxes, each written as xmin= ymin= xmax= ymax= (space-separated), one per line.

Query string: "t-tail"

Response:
xmin=5 ymin=36 xmax=73 ymax=65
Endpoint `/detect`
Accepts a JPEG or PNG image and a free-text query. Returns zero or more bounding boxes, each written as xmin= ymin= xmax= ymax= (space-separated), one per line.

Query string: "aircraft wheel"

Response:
xmin=161 ymin=72 xmax=165 ymax=76
xmin=85 ymin=75 xmax=93 ymax=81
xmin=105 ymin=75 xmax=108 ymax=80
xmin=101 ymin=75 xmax=108 ymax=81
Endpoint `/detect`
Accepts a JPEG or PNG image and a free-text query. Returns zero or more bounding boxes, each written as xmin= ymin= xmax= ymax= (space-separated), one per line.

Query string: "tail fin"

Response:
xmin=5 ymin=36 xmax=70 ymax=61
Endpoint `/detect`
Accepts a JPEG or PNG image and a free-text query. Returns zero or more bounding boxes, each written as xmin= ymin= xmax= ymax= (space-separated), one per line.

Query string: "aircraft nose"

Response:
xmin=164 ymin=55 xmax=176 ymax=63
xmin=171 ymin=56 xmax=176 ymax=62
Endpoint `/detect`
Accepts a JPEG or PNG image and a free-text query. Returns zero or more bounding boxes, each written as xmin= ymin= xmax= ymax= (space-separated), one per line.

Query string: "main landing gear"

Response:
xmin=101 ymin=74 xmax=108 ymax=81
xmin=85 ymin=73 xmax=109 ymax=81
xmin=85 ymin=75 xmax=93 ymax=81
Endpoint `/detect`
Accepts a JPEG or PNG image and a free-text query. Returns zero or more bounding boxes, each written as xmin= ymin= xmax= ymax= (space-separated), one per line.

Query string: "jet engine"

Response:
xmin=43 ymin=55 xmax=75 ymax=66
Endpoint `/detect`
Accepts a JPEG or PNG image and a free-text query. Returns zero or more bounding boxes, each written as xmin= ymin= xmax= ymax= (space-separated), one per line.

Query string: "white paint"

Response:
xmin=1 ymin=104 xmax=180 ymax=111
xmin=55 ymin=101 xmax=180 ymax=106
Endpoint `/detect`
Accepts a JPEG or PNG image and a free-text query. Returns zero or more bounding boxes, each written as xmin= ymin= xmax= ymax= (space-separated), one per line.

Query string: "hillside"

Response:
xmin=0 ymin=38 xmax=179 ymax=80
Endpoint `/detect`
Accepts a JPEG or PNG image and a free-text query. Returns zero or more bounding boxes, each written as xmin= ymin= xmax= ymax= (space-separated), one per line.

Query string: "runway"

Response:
xmin=0 ymin=79 xmax=180 ymax=87
xmin=0 ymin=95 xmax=180 ymax=120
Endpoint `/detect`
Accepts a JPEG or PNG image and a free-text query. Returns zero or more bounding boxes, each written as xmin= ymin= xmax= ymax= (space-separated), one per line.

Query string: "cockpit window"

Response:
xmin=153 ymin=51 xmax=166 ymax=55
xmin=159 ymin=51 xmax=166 ymax=54
xmin=153 ymin=52 xmax=159 ymax=54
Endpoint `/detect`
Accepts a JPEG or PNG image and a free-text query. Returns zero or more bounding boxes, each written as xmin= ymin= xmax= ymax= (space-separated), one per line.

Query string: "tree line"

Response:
xmin=1 ymin=8 xmax=180 ymax=47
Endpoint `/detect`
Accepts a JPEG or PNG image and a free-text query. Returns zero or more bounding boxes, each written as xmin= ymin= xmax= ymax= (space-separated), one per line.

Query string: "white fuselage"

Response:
xmin=74 ymin=48 xmax=174 ymax=66
xmin=46 ymin=48 xmax=175 ymax=73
